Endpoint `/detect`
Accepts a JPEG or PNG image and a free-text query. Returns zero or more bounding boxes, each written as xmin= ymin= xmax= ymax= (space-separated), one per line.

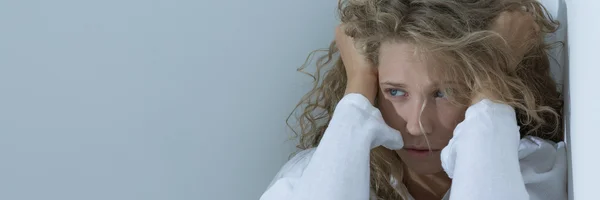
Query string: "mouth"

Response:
xmin=403 ymin=147 xmax=441 ymax=157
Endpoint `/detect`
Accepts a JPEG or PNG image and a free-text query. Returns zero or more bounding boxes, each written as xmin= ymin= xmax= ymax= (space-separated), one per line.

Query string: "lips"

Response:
xmin=403 ymin=146 xmax=441 ymax=151
xmin=403 ymin=147 xmax=441 ymax=157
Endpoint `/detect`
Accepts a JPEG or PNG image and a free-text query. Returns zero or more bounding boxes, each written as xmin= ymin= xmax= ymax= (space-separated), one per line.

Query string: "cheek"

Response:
xmin=377 ymin=96 xmax=406 ymax=131
xmin=432 ymin=104 xmax=467 ymax=140
xmin=436 ymin=104 xmax=466 ymax=130
xmin=377 ymin=96 xmax=466 ymax=140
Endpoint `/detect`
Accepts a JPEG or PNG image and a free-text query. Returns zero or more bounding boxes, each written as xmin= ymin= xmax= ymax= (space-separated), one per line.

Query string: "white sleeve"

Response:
xmin=441 ymin=99 xmax=568 ymax=200
xmin=518 ymin=136 xmax=567 ymax=200
xmin=441 ymin=99 xmax=527 ymax=199
xmin=260 ymin=93 xmax=404 ymax=200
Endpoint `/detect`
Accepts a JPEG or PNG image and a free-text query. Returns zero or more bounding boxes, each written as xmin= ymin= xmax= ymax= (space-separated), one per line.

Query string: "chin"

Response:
xmin=396 ymin=149 xmax=444 ymax=175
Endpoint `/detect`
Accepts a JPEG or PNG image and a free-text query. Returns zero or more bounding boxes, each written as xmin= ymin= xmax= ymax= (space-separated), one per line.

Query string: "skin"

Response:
xmin=377 ymin=42 xmax=465 ymax=199
xmin=336 ymin=9 xmax=539 ymax=199
xmin=378 ymin=41 xmax=466 ymax=174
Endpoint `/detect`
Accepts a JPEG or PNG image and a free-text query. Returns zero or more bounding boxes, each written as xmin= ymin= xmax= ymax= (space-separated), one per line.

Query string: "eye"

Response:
xmin=389 ymin=89 xmax=407 ymax=97
xmin=434 ymin=90 xmax=446 ymax=98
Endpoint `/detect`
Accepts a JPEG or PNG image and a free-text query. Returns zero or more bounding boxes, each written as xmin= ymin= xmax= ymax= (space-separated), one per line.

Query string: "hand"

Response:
xmin=471 ymin=9 xmax=540 ymax=105
xmin=470 ymin=92 xmax=501 ymax=106
xmin=490 ymin=9 xmax=541 ymax=70
xmin=335 ymin=25 xmax=378 ymax=104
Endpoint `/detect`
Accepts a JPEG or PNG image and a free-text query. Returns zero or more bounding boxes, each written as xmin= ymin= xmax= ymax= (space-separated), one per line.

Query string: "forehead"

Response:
xmin=378 ymin=41 xmax=439 ymax=86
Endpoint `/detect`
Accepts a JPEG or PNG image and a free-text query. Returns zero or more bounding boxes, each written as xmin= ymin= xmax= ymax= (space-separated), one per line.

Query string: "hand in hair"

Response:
xmin=490 ymin=8 xmax=541 ymax=70
xmin=471 ymin=9 xmax=541 ymax=105
xmin=336 ymin=25 xmax=378 ymax=105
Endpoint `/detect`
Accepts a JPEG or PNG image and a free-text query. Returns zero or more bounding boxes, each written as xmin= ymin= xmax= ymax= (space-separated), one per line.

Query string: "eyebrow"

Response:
xmin=379 ymin=81 xmax=407 ymax=88
xmin=437 ymin=81 xmax=464 ymax=88
xmin=380 ymin=81 xmax=461 ymax=88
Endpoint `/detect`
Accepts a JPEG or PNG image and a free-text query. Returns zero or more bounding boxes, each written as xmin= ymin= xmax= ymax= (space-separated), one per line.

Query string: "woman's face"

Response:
xmin=377 ymin=41 xmax=467 ymax=175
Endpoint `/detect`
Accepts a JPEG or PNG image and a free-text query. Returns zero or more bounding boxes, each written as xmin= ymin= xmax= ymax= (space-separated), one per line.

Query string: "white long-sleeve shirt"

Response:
xmin=261 ymin=93 xmax=567 ymax=200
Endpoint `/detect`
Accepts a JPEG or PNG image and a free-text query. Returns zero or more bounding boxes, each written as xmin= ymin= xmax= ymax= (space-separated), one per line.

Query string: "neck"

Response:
xmin=404 ymin=170 xmax=451 ymax=199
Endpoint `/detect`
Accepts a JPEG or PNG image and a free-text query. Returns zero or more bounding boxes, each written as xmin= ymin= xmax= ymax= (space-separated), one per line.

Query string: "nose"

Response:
xmin=405 ymin=99 xmax=433 ymax=136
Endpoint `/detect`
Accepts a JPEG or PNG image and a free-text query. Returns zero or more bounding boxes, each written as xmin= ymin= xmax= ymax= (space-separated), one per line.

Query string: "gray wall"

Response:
xmin=0 ymin=0 xmax=337 ymax=199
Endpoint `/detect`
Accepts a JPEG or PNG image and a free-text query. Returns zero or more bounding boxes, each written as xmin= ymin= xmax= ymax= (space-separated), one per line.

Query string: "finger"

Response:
xmin=520 ymin=5 xmax=529 ymax=12
xmin=511 ymin=11 xmax=538 ymax=35
xmin=490 ymin=11 xmax=512 ymax=31
xmin=533 ymin=20 xmax=541 ymax=34
xmin=522 ymin=14 xmax=540 ymax=37
xmin=335 ymin=25 xmax=351 ymax=50
xmin=335 ymin=25 xmax=344 ymax=40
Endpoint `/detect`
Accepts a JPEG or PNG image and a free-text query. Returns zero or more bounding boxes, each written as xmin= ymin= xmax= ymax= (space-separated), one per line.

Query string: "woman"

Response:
xmin=261 ymin=0 xmax=566 ymax=199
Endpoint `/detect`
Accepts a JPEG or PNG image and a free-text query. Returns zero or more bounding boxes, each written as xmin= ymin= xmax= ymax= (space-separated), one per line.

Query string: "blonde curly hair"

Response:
xmin=287 ymin=0 xmax=563 ymax=199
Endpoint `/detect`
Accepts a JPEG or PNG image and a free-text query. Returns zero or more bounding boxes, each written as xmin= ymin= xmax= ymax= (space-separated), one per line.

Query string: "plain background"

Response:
xmin=565 ymin=0 xmax=600 ymax=199
xmin=0 ymin=0 xmax=337 ymax=199
xmin=3 ymin=0 xmax=591 ymax=200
